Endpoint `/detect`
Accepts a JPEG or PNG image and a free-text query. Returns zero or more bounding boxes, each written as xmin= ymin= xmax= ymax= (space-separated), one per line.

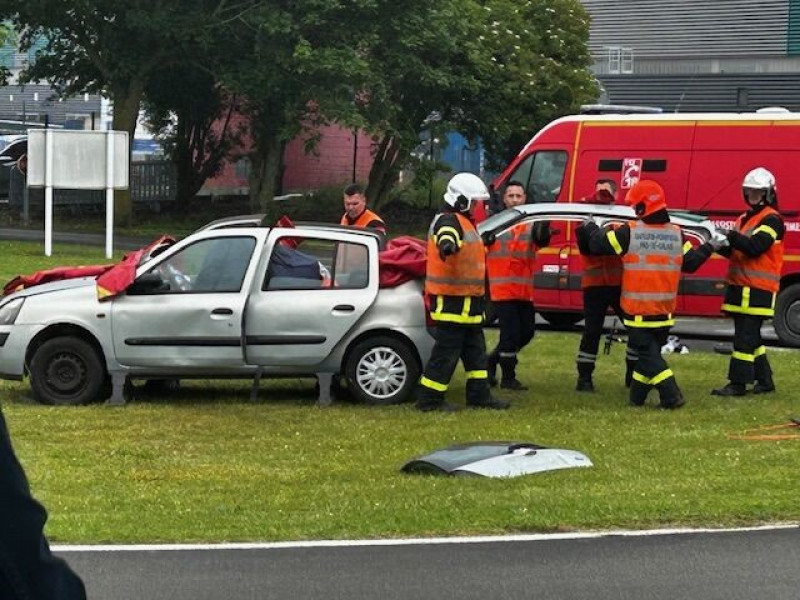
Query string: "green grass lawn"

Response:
xmin=0 ymin=242 xmax=798 ymax=544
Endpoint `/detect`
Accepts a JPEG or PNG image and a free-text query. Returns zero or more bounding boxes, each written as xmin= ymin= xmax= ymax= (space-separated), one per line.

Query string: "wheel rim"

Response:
xmin=786 ymin=300 xmax=800 ymax=336
xmin=355 ymin=346 xmax=408 ymax=401
xmin=44 ymin=351 xmax=88 ymax=397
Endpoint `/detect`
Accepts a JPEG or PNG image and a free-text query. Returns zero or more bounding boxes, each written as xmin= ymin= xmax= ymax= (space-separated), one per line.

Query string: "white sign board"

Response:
xmin=27 ymin=129 xmax=129 ymax=189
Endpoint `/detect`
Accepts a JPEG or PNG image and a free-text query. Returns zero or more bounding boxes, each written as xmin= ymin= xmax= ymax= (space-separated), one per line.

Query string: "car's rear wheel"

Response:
xmin=29 ymin=336 xmax=106 ymax=405
xmin=344 ymin=336 xmax=419 ymax=405
xmin=774 ymin=283 xmax=800 ymax=347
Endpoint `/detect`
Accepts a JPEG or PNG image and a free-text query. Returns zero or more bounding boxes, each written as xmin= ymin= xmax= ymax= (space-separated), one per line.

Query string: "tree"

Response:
xmin=349 ymin=0 xmax=597 ymax=205
xmin=143 ymin=67 xmax=238 ymax=206
xmin=1 ymin=0 xmax=261 ymax=222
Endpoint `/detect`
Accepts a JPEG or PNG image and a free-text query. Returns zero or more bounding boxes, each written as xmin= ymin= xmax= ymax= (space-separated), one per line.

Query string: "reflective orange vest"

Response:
xmin=341 ymin=209 xmax=385 ymax=230
xmin=486 ymin=223 xmax=536 ymax=301
xmin=425 ymin=213 xmax=485 ymax=297
xmin=621 ymin=221 xmax=682 ymax=317
xmin=726 ymin=207 xmax=783 ymax=293
xmin=581 ymin=254 xmax=623 ymax=288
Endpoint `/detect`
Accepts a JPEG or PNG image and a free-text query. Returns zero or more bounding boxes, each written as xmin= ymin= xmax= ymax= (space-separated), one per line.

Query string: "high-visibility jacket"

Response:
xmin=425 ymin=213 xmax=485 ymax=298
xmin=581 ymin=254 xmax=623 ymax=288
xmin=341 ymin=209 xmax=385 ymax=230
xmin=620 ymin=221 xmax=682 ymax=325
xmin=486 ymin=223 xmax=536 ymax=301
xmin=725 ymin=207 xmax=783 ymax=294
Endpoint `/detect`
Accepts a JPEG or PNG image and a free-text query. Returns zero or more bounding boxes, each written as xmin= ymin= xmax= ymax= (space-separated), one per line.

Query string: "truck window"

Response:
xmin=151 ymin=236 xmax=256 ymax=293
xmin=265 ymin=237 xmax=369 ymax=290
xmin=508 ymin=150 xmax=567 ymax=204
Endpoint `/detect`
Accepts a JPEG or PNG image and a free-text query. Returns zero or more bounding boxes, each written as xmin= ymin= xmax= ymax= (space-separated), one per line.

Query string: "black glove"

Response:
xmin=533 ymin=221 xmax=551 ymax=246
xmin=481 ymin=231 xmax=496 ymax=246
xmin=438 ymin=240 xmax=456 ymax=261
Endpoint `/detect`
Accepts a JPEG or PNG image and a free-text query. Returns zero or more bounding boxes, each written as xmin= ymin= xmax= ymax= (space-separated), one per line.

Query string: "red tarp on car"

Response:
xmin=2 ymin=236 xmax=175 ymax=299
xmin=378 ymin=235 xmax=427 ymax=287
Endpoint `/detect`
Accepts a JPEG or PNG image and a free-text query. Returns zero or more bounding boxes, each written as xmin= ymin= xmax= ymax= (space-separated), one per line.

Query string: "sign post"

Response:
xmin=27 ymin=129 xmax=129 ymax=258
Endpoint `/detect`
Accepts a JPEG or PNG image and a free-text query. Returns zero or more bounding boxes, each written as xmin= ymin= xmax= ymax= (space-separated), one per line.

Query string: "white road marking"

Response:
xmin=53 ymin=523 xmax=798 ymax=553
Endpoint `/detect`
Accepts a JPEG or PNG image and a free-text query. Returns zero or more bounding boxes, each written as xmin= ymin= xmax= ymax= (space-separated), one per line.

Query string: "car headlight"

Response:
xmin=0 ymin=298 xmax=25 ymax=325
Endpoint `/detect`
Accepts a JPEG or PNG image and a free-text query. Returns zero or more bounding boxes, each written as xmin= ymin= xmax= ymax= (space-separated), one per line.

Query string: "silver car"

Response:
xmin=0 ymin=223 xmax=434 ymax=406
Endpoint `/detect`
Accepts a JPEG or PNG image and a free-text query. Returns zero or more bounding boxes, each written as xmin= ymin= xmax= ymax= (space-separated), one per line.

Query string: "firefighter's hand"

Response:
xmin=709 ymin=230 xmax=729 ymax=251
xmin=481 ymin=231 xmax=496 ymax=246
xmin=580 ymin=215 xmax=600 ymax=229
xmin=438 ymin=240 xmax=457 ymax=261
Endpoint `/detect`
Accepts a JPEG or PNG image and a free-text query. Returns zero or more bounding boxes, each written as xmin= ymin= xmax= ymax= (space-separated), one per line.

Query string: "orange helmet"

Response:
xmin=624 ymin=180 xmax=666 ymax=218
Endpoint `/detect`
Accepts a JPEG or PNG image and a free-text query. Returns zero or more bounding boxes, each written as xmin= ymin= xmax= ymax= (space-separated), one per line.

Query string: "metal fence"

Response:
xmin=6 ymin=160 xmax=177 ymax=216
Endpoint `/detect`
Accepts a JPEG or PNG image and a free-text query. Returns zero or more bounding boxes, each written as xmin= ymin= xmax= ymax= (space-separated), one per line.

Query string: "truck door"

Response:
xmin=243 ymin=230 xmax=379 ymax=367
xmin=111 ymin=231 xmax=264 ymax=368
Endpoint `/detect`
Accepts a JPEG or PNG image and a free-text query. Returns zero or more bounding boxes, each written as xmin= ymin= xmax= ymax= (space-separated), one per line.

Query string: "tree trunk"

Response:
xmin=111 ymin=80 xmax=146 ymax=226
xmin=366 ymin=135 xmax=404 ymax=208
xmin=248 ymin=132 xmax=283 ymax=223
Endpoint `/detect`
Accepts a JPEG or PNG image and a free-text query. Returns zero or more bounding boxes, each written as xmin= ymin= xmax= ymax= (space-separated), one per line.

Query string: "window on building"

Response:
xmin=607 ymin=47 xmax=634 ymax=75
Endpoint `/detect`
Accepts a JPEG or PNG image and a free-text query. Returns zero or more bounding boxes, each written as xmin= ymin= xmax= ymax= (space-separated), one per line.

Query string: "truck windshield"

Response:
xmin=507 ymin=150 xmax=567 ymax=204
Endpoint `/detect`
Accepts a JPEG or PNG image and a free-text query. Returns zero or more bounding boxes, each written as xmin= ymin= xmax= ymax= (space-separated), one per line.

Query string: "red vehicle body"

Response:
xmin=489 ymin=110 xmax=800 ymax=346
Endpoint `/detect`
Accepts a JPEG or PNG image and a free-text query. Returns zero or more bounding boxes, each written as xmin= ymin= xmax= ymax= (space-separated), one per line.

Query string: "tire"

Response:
xmin=773 ymin=283 xmax=800 ymax=347
xmin=344 ymin=336 xmax=420 ymax=405
xmin=29 ymin=336 xmax=106 ymax=405
xmin=539 ymin=311 xmax=583 ymax=330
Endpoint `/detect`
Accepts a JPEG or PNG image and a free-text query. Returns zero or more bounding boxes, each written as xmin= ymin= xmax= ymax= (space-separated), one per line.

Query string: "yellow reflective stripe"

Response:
xmin=420 ymin=376 xmax=448 ymax=392
xmin=436 ymin=294 xmax=444 ymax=314
xmin=607 ymin=230 xmax=623 ymax=255
xmin=430 ymin=312 xmax=484 ymax=324
xmin=754 ymin=345 xmax=767 ymax=357
xmin=466 ymin=370 xmax=488 ymax=379
xmin=436 ymin=226 xmax=462 ymax=246
xmin=732 ymin=350 xmax=755 ymax=362
xmin=462 ymin=296 xmax=472 ymax=320
xmin=437 ymin=232 xmax=458 ymax=246
xmin=683 ymin=241 xmax=692 ymax=253
xmin=742 ymin=286 xmax=750 ymax=309
xmin=624 ymin=315 xmax=675 ymax=328
xmin=754 ymin=225 xmax=778 ymax=240
xmin=650 ymin=369 xmax=674 ymax=386
xmin=632 ymin=371 xmax=651 ymax=384
xmin=721 ymin=303 xmax=775 ymax=316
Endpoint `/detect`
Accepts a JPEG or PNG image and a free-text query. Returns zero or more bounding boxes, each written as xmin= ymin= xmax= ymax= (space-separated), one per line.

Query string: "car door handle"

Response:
xmin=211 ymin=308 xmax=233 ymax=316
xmin=332 ymin=304 xmax=355 ymax=312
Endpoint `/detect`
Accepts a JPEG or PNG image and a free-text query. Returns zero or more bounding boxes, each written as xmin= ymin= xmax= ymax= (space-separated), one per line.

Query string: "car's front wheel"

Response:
xmin=344 ymin=336 xmax=419 ymax=405
xmin=29 ymin=336 xmax=106 ymax=405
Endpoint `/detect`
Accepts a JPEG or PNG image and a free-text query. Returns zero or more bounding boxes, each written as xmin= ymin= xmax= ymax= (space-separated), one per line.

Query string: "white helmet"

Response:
xmin=742 ymin=167 xmax=777 ymax=205
xmin=443 ymin=172 xmax=489 ymax=213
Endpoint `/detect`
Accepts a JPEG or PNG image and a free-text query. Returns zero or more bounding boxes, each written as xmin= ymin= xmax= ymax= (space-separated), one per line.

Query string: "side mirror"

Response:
xmin=127 ymin=272 xmax=169 ymax=295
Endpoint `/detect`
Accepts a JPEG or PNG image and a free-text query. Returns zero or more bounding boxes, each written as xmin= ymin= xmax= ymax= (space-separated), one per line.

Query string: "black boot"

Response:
xmin=576 ymin=362 xmax=594 ymax=392
xmin=629 ymin=380 xmax=650 ymax=407
xmin=625 ymin=359 xmax=636 ymax=388
xmin=467 ymin=395 xmax=510 ymax=410
xmin=487 ymin=349 xmax=499 ymax=388
xmin=499 ymin=355 xmax=526 ymax=391
xmin=415 ymin=388 xmax=459 ymax=412
xmin=656 ymin=377 xmax=685 ymax=409
xmin=711 ymin=382 xmax=747 ymax=397
xmin=753 ymin=375 xmax=776 ymax=394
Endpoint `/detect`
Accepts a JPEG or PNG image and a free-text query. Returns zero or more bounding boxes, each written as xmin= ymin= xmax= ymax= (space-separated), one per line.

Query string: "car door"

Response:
xmin=110 ymin=230 xmax=265 ymax=368
xmin=243 ymin=229 xmax=379 ymax=367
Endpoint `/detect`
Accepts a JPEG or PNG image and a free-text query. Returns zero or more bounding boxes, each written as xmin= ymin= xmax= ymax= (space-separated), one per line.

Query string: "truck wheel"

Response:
xmin=344 ymin=336 xmax=419 ymax=405
xmin=539 ymin=311 xmax=583 ymax=330
xmin=774 ymin=283 xmax=800 ymax=347
xmin=29 ymin=336 xmax=106 ymax=405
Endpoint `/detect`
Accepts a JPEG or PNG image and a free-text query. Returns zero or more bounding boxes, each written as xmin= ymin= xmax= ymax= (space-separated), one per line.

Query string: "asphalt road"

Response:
xmin=57 ymin=526 xmax=799 ymax=600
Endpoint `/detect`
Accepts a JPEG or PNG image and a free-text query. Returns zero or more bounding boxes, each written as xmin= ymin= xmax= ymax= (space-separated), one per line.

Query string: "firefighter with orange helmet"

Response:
xmin=485 ymin=180 xmax=550 ymax=390
xmin=415 ymin=173 xmax=509 ymax=412
xmin=574 ymin=179 xmax=637 ymax=392
xmin=578 ymin=180 xmax=715 ymax=408
xmin=710 ymin=167 xmax=784 ymax=396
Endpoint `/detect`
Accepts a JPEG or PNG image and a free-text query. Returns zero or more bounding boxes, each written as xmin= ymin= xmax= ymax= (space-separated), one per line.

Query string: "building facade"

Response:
xmin=582 ymin=0 xmax=800 ymax=112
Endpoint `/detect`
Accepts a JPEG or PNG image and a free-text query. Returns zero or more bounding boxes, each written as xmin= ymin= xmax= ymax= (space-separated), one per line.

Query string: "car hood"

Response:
xmin=3 ymin=277 xmax=97 ymax=302
xmin=477 ymin=202 xmax=715 ymax=242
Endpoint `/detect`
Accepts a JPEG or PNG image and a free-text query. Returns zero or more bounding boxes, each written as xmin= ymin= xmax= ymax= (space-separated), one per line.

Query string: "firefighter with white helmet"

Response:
xmin=711 ymin=167 xmax=784 ymax=396
xmin=415 ymin=172 xmax=509 ymax=411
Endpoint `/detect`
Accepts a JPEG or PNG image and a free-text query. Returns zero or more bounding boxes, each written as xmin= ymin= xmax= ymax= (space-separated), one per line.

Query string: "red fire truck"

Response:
xmin=489 ymin=107 xmax=800 ymax=346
